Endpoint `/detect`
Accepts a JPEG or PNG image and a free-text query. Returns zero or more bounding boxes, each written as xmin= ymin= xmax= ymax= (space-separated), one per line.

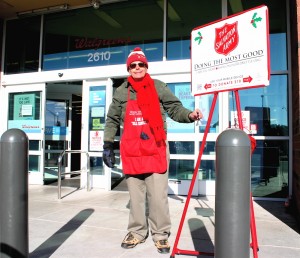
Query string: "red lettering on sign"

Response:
xmin=74 ymin=37 xmax=132 ymax=50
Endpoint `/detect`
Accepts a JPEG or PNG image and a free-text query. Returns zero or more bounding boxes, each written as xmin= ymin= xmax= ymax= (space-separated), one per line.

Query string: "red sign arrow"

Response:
xmin=243 ymin=76 xmax=253 ymax=83
xmin=204 ymin=83 xmax=212 ymax=89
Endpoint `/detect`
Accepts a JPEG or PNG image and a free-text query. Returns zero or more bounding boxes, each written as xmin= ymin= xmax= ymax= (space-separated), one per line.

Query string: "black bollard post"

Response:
xmin=0 ymin=129 xmax=29 ymax=258
xmin=215 ymin=128 xmax=251 ymax=258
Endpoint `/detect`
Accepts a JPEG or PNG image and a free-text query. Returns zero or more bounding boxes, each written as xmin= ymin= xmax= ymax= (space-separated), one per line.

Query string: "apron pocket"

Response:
xmin=121 ymin=138 xmax=140 ymax=157
xmin=140 ymin=137 xmax=159 ymax=156
xmin=121 ymin=137 xmax=159 ymax=157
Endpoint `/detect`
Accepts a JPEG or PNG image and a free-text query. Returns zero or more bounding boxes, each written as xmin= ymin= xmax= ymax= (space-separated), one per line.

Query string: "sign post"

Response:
xmin=171 ymin=5 xmax=269 ymax=258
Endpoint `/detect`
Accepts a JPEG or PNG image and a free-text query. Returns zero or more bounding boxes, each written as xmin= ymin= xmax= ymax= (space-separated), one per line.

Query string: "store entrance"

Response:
xmin=44 ymin=82 xmax=82 ymax=185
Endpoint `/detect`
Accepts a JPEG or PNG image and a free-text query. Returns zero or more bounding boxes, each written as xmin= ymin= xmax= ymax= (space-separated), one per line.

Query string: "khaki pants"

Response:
xmin=125 ymin=171 xmax=171 ymax=242
xmin=125 ymin=143 xmax=171 ymax=242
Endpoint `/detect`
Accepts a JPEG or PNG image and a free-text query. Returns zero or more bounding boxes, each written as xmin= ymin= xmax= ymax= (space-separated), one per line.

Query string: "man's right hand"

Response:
xmin=103 ymin=142 xmax=115 ymax=168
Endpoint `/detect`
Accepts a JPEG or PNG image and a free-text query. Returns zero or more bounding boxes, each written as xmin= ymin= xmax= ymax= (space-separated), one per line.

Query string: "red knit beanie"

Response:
xmin=126 ymin=47 xmax=148 ymax=71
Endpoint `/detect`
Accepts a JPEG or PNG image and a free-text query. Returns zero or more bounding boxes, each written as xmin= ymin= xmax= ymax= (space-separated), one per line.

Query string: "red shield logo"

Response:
xmin=214 ymin=22 xmax=239 ymax=56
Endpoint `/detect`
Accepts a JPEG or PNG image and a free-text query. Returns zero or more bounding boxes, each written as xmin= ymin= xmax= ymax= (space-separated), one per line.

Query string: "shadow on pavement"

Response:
xmin=255 ymin=200 xmax=299 ymax=233
xmin=188 ymin=218 xmax=215 ymax=258
xmin=30 ymin=208 xmax=94 ymax=258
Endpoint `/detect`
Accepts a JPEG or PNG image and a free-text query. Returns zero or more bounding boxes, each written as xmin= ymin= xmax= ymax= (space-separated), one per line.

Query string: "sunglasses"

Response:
xmin=129 ymin=62 xmax=147 ymax=69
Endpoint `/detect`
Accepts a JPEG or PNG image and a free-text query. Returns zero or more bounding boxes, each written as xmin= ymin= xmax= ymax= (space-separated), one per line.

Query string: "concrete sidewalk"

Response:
xmin=27 ymin=182 xmax=300 ymax=258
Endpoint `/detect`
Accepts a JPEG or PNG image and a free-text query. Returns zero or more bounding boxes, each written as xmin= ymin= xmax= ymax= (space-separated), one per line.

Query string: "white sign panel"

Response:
xmin=21 ymin=105 xmax=33 ymax=116
xmin=89 ymin=130 xmax=104 ymax=151
xmin=191 ymin=5 xmax=270 ymax=96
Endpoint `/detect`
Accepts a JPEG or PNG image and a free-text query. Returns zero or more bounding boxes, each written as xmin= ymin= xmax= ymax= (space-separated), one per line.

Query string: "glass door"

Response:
xmin=44 ymin=95 xmax=72 ymax=183
xmin=82 ymin=79 xmax=120 ymax=190
xmin=6 ymin=84 xmax=46 ymax=184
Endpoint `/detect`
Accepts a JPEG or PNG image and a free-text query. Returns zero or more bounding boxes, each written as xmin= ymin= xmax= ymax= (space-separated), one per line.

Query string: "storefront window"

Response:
xmin=251 ymin=140 xmax=288 ymax=198
xmin=5 ymin=16 xmax=41 ymax=74
xmin=270 ymin=33 xmax=287 ymax=71
xmin=199 ymin=94 xmax=219 ymax=133
xmin=169 ymin=159 xmax=194 ymax=180
xmin=43 ymin=1 xmax=163 ymax=70
xmin=29 ymin=155 xmax=40 ymax=172
xmin=169 ymin=159 xmax=216 ymax=181
xmin=198 ymin=143 xmax=216 ymax=181
xmin=169 ymin=141 xmax=194 ymax=155
xmin=227 ymin=1 xmax=287 ymax=70
xmin=199 ymin=160 xmax=216 ymax=180
xmin=199 ymin=141 xmax=216 ymax=155
xmin=167 ymin=0 xmax=222 ymax=60
xmin=229 ymin=75 xmax=288 ymax=136
xmin=1 ymin=1 xmax=291 ymax=197
xmin=227 ymin=0 xmax=289 ymax=199
xmin=167 ymin=82 xmax=195 ymax=133
xmin=2 ymin=1 xmax=224 ymax=72
xmin=29 ymin=140 xmax=40 ymax=151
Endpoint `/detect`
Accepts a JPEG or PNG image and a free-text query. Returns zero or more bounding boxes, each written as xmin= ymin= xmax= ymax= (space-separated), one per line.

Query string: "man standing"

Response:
xmin=103 ymin=47 xmax=202 ymax=254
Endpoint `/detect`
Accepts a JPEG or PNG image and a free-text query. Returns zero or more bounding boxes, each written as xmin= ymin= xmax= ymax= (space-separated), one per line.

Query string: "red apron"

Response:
xmin=120 ymin=90 xmax=167 ymax=175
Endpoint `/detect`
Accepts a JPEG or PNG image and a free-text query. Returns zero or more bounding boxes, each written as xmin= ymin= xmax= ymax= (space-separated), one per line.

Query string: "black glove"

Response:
xmin=103 ymin=142 xmax=115 ymax=168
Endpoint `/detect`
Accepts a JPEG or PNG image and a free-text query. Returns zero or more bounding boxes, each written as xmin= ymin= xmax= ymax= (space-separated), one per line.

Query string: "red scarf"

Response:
xmin=128 ymin=73 xmax=166 ymax=143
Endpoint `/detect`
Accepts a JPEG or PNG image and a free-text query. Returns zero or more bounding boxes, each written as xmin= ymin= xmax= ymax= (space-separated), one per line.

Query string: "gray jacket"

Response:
xmin=103 ymin=79 xmax=193 ymax=143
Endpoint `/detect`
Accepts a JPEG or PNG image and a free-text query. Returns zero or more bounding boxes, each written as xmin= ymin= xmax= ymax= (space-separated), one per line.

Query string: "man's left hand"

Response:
xmin=189 ymin=108 xmax=203 ymax=121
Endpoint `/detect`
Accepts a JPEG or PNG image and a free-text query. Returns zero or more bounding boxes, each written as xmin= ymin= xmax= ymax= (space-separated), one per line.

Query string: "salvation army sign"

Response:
xmin=191 ymin=5 xmax=270 ymax=96
xmin=215 ymin=22 xmax=239 ymax=55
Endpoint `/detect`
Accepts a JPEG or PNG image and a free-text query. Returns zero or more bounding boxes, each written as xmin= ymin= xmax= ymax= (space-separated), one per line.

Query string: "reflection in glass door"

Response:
xmin=44 ymin=99 xmax=70 ymax=183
